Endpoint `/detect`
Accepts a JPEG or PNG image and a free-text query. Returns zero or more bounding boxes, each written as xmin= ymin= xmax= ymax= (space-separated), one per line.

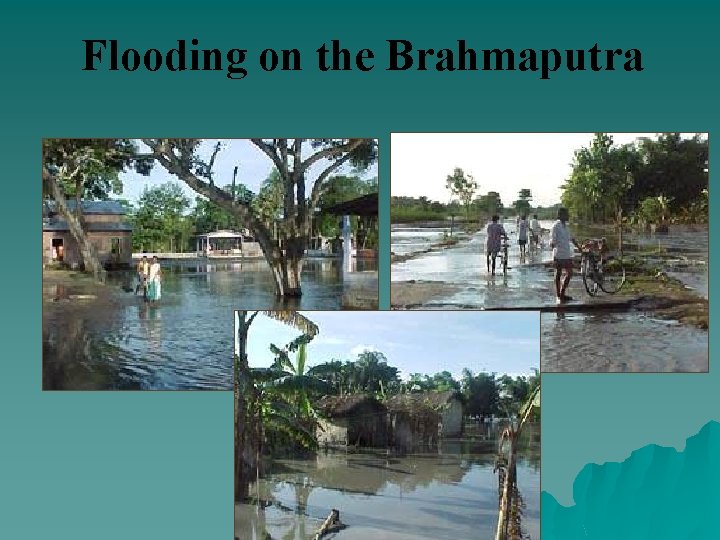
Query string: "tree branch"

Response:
xmin=296 ymin=138 xmax=366 ymax=177
xmin=309 ymin=151 xmax=357 ymax=216
xmin=250 ymin=139 xmax=286 ymax=175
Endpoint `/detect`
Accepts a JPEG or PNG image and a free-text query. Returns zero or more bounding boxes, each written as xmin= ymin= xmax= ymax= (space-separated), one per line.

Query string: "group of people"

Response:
xmin=484 ymin=213 xmax=544 ymax=275
xmin=135 ymin=256 xmax=162 ymax=302
xmin=485 ymin=209 xmax=606 ymax=305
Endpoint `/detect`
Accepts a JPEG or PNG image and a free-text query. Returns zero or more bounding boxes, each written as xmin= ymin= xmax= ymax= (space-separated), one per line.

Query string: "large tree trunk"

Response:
xmin=43 ymin=169 xmax=106 ymax=282
xmin=278 ymin=236 xmax=306 ymax=297
xmin=143 ymin=138 xmax=368 ymax=298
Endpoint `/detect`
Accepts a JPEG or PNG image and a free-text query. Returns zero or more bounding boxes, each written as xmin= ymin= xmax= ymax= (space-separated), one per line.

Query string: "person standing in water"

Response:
xmin=550 ymin=208 xmax=580 ymax=304
xmin=135 ymin=256 xmax=150 ymax=299
xmin=146 ymin=256 xmax=163 ymax=303
xmin=529 ymin=214 xmax=541 ymax=249
xmin=517 ymin=215 xmax=529 ymax=259
xmin=486 ymin=215 xmax=508 ymax=276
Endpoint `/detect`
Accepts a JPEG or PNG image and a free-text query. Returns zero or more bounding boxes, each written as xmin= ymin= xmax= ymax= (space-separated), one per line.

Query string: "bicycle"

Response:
xmin=498 ymin=240 xmax=510 ymax=275
xmin=579 ymin=239 xmax=626 ymax=296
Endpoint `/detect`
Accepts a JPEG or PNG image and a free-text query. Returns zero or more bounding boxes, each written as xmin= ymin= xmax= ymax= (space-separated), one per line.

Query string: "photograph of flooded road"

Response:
xmin=234 ymin=311 xmax=540 ymax=540
xmin=42 ymin=139 xmax=379 ymax=390
xmin=391 ymin=133 xmax=708 ymax=373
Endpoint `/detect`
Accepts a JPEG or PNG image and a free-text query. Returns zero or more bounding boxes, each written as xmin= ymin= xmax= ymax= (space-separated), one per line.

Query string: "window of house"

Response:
xmin=111 ymin=238 xmax=121 ymax=255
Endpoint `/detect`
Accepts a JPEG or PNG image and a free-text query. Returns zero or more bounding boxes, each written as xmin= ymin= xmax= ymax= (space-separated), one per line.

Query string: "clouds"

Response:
xmin=246 ymin=311 xmax=539 ymax=377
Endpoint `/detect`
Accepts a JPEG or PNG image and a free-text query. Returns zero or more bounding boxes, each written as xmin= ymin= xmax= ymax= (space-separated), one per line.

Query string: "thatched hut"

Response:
xmin=385 ymin=390 xmax=465 ymax=449
xmin=315 ymin=395 xmax=388 ymax=448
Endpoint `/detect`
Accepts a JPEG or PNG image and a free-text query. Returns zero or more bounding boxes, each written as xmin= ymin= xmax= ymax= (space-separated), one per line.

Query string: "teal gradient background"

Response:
xmin=0 ymin=1 xmax=717 ymax=538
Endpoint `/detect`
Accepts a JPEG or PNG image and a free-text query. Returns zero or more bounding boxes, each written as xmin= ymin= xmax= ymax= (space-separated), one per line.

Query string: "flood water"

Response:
xmin=43 ymin=258 xmax=376 ymax=390
xmin=541 ymin=311 xmax=709 ymax=372
xmin=540 ymin=225 xmax=709 ymax=372
xmin=391 ymin=224 xmax=452 ymax=257
xmin=391 ymin=219 xmax=558 ymax=309
xmin=235 ymin=424 xmax=540 ymax=540
xmin=392 ymin=222 xmax=708 ymax=307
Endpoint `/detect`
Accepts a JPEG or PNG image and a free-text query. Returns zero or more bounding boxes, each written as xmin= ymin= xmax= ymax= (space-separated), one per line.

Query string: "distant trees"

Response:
xmin=475 ymin=191 xmax=504 ymax=221
xmin=446 ymin=167 xmax=478 ymax=222
xmin=306 ymin=354 xmax=537 ymax=418
xmin=130 ymin=182 xmax=191 ymax=253
xmin=513 ymin=189 xmax=533 ymax=217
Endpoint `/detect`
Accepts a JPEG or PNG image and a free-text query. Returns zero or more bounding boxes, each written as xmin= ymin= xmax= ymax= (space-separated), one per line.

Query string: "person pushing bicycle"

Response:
xmin=486 ymin=215 xmax=509 ymax=276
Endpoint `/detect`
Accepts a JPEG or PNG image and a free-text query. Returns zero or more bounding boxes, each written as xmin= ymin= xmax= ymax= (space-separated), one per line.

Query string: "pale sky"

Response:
xmin=118 ymin=139 xmax=378 ymax=204
xmin=239 ymin=311 xmax=539 ymax=381
xmin=391 ymin=133 xmax=705 ymax=207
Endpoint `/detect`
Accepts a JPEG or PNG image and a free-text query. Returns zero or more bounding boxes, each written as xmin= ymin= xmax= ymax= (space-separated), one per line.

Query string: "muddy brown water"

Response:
xmin=235 ymin=424 xmax=540 ymax=540
xmin=43 ymin=258 xmax=376 ymax=390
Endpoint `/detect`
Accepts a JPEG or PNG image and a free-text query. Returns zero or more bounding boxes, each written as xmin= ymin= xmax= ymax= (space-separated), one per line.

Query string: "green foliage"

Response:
xmin=408 ymin=371 xmax=460 ymax=392
xmin=130 ymin=182 xmax=191 ymax=252
xmin=446 ymin=167 xmax=478 ymax=221
xmin=461 ymin=369 xmax=500 ymax=417
xmin=636 ymin=196 xmax=668 ymax=224
xmin=316 ymin=174 xmax=378 ymax=237
xmin=391 ymin=196 xmax=458 ymax=222
xmin=252 ymin=169 xmax=284 ymax=224
xmin=562 ymin=133 xmax=708 ymax=224
xmin=192 ymin=184 xmax=254 ymax=234
xmin=475 ymin=191 xmax=504 ymax=220
xmin=513 ymin=189 xmax=532 ymax=217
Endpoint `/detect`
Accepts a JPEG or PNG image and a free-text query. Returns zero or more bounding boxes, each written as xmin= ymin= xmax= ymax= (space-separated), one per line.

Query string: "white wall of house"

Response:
xmin=440 ymin=399 xmax=464 ymax=437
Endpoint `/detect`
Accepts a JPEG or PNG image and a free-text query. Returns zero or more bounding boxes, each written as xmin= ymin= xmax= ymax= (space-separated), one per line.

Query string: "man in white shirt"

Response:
xmin=517 ymin=215 xmax=529 ymax=258
xmin=550 ymin=208 xmax=580 ymax=304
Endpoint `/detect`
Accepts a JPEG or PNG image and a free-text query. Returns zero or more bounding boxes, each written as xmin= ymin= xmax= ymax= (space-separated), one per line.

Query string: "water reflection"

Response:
xmin=235 ymin=424 xmax=540 ymax=540
xmin=43 ymin=258 xmax=376 ymax=390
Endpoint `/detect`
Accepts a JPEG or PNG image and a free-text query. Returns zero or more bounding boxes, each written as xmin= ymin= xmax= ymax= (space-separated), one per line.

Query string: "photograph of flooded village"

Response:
xmin=42 ymin=139 xmax=379 ymax=390
xmin=391 ymin=133 xmax=708 ymax=372
xmin=235 ymin=310 xmax=540 ymax=540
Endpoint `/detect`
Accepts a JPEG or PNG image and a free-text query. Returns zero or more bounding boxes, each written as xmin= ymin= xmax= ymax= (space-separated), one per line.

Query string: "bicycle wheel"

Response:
xmin=581 ymin=255 xmax=599 ymax=296
xmin=598 ymin=256 xmax=626 ymax=294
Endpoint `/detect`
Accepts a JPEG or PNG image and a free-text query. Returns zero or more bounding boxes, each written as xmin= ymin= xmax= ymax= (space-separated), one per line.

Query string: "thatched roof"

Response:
xmin=385 ymin=390 xmax=463 ymax=412
xmin=316 ymin=395 xmax=385 ymax=418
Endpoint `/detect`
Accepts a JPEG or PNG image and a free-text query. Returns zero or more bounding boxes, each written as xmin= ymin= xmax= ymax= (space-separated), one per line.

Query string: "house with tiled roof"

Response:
xmin=42 ymin=200 xmax=133 ymax=268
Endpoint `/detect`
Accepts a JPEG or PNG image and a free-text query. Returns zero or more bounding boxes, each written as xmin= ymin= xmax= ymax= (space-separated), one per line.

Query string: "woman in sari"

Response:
xmin=146 ymin=256 xmax=162 ymax=303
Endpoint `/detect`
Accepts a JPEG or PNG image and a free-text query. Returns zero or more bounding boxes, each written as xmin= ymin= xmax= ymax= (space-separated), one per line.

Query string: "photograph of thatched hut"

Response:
xmin=316 ymin=395 xmax=388 ymax=448
xmin=386 ymin=390 xmax=465 ymax=449
xmin=236 ymin=311 xmax=541 ymax=540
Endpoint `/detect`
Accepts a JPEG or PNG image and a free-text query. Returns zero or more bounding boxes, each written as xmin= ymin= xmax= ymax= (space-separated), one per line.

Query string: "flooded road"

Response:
xmin=541 ymin=311 xmax=708 ymax=372
xmin=391 ymin=224 xmax=453 ymax=257
xmin=392 ymin=220 xmax=558 ymax=309
xmin=43 ymin=258 xmax=375 ymax=390
xmin=393 ymin=222 xmax=708 ymax=373
xmin=235 ymin=424 xmax=540 ymax=540
xmin=392 ymin=222 xmax=708 ymax=307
